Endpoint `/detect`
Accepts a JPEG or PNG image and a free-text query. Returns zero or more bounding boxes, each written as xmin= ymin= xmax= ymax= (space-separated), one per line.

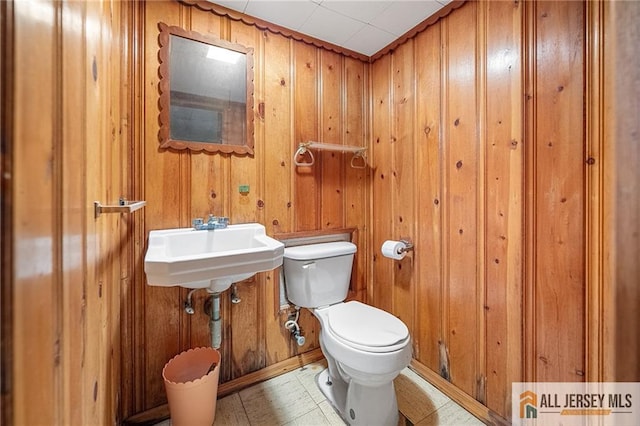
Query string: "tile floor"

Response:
xmin=157 ymin=360 xmax=485 ymax=425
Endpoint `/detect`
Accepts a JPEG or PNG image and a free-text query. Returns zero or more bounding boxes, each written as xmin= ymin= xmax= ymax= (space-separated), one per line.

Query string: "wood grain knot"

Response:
xmin=92 ymin=57 xmax=98 ymax=82
xmin=257 ymin=199 xmax=265 ymax=208
xmin=456 ymin=160 xmax=463 ymax=169
xmin=454 ymin=118 xmax=460 ymax=126
xmin=586 ymin=157 xmax=596 ymax=165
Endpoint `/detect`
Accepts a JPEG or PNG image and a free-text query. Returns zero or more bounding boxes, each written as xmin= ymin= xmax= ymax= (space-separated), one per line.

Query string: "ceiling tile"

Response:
xmin=344 ymin=23 xmax=397 ymax=56
xmin=319 ymin=0 xmax=392 ymax=25
xmin=370 ymin=0 xmax=443 ymax=36
xmin=299 ymin=5 xmax=366 ymax=47
xmin=245 ymin=0 xmax=319 ymax=31
xmin=206 ymin=0 xmax=448 ymax=56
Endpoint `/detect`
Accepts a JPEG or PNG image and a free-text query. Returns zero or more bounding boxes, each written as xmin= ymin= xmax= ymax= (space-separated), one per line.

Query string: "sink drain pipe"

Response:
xmin=210 ymin=293 xmax=222 ymax=349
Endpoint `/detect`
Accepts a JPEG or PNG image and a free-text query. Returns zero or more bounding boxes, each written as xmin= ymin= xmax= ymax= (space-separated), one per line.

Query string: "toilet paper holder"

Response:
xmin=398 ymin=239 xmax=414 ymax=254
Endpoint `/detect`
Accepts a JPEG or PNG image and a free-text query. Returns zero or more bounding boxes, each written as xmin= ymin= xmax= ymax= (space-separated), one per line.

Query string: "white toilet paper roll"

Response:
xmin=381 ymin=240 xmax=407 ymax=260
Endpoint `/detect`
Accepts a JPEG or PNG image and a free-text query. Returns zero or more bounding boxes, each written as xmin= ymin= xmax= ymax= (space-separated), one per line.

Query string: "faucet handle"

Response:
xmin=217 ymin=217 xmax=229 ymax=226
xmin=192 ymin=218 xmax=204 ymax=227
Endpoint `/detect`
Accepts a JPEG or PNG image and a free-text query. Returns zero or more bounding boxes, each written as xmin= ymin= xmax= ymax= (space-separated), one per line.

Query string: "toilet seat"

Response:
xmin=325 ymin=301 xmax=409 ymax=353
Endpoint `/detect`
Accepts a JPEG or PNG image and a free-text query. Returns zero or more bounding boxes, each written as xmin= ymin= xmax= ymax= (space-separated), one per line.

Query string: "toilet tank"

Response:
xmin=283 ymin=241 xmax=357 ymax=308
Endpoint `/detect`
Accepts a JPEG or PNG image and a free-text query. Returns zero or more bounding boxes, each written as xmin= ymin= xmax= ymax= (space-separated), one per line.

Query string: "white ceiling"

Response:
xmin=208 ymin=0 xmax=451 ymax=57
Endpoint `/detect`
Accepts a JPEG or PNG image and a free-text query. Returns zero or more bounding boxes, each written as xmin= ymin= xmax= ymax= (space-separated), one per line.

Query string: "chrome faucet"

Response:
xmin=192 ymin=214 xmax=229 ymax=230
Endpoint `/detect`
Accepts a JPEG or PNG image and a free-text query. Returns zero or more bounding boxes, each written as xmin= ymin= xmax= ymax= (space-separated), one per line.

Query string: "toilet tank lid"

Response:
xmin=284 ymin=241 xmax=356 ymax=260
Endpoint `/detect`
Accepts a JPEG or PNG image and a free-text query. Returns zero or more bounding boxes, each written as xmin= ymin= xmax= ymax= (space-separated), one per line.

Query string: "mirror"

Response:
xmin=158 ymin=22 xmax=254 ymax=154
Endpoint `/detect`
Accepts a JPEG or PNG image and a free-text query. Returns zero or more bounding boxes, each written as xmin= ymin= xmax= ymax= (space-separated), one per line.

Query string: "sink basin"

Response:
xmin=144 ymin=223 xmax=284 ymax=293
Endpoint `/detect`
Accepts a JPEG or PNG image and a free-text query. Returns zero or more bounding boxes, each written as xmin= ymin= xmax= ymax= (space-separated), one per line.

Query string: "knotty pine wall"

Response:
xmin=370 ymin=0 xmax=611 ymax=421
xmin=5 ymin=1 xmax=636 ymax=425
xmin=125 ymin=0 xmax=369 ymax=416
xmin=371 ymin=1 xmax=524 ymax=417
xmin=127 ymin=0 xmax=622 ymax=423
xmin=4 ymin=1 xmax=136 ymax=424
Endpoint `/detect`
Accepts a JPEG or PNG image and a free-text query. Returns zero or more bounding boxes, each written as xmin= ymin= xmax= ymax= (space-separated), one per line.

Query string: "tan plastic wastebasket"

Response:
xmin=163 ymin=347 xmax=221 ymax=426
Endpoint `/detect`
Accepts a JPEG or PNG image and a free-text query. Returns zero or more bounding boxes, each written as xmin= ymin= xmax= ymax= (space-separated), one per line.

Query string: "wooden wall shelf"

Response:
xmin=294 ymin=141 xmax=367 ymax=168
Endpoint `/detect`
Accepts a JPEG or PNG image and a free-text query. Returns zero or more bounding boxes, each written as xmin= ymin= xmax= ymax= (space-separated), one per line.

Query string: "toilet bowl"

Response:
xmin=282 ymin=242 xmax=412 ymax=425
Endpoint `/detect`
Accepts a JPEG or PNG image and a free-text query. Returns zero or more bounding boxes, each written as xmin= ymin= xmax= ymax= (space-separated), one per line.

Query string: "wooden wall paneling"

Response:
xmin=229 ymin=273 xmax=265 ymax=379
xmin=370 ymin=54 xmax=393 ymax=312
xmin=585 ymin=0 xmax=605 ymax=384
xmin=121 ymin=0 xmax=145 ymax=418
xmin=483 ymin=0 xmax=523 ymax=417
xmin=444 ymin=1 xmax=479 ymax=397
xmin=291 ymin=42 xmax=323 ymax=352
xmin=390 ymin=41 xmax=416 ymax=333
xmin=530 ymin=0 xmax=586 ymax=382
xmin=0 ymin=0 xmax=13 ymax=422
xmin=110 ymin=1 xmax=130 ymax=421
xmin=414 ymin=22 xmax=443 ymax=371
xmin=263 ymin=32 xmax=293 ymax=238
xmin=523 ymin=0 xmax=536 ymax=386
xmin=262 ymin=32 xmax=295 ymax=363
xmin=12 ymin=1 xmax=58 ymax=423
xmin=87 ymin=0 xmax=118 ymax=421
xmin=438 ymin=15 xmax=452 ymax=383
xmin=229 ymin=20 xmax=260 ymax=224
xmin=319 ymin=50 xmax=344 ymax=230
xmin=343 ymin=57 xmax=368 ymax=301
xmin=61 ymin=1 xmax=88 ymax=424
xmin=475 ymin=1 xmax=487 ymax=405
xmin=608 ymin=0 xmax=640 ymax=382
xmin=11 ymin=0 xmax=127 ymax=423
xmin=142 ymin=0 xmax=186 ymax=411
xmin=293 ymin=43 xmax=320 ymax=231
xmin=228 ymin=19 xmax=267 ymax=380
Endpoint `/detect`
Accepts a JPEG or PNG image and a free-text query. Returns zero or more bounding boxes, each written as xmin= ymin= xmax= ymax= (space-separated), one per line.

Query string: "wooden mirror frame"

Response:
xmin=157 ymin=22 xmax=255 ymax=155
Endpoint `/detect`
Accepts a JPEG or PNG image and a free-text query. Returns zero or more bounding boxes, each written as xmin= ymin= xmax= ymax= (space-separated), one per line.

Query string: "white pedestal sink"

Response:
xmin=144 ymin=223 xmax=284 ymax=293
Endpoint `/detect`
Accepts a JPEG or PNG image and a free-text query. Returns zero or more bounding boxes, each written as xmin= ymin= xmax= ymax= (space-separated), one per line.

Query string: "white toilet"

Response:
xmin=283 ymin=241 xmax=412 ymax=426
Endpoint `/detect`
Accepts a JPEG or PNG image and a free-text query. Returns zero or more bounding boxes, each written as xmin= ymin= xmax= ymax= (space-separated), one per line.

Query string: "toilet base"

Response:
xmin=316 ymin=369 xmax=348 ymax=423
xmin=315 ymin=368 xmax=400 ymax=426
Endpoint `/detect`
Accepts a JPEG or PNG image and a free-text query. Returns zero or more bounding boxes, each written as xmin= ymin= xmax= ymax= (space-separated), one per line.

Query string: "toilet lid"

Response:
xmin=327 ymin=301 xmax=409 ymax=353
